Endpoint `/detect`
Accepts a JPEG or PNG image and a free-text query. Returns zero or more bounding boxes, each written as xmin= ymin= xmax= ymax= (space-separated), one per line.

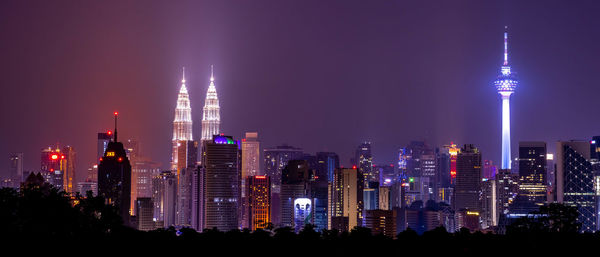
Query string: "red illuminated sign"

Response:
xmin=51 ymin=154 xmax=58 ymax=160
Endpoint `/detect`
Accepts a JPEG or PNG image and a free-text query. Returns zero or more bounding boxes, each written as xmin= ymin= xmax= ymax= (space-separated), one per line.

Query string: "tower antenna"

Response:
xmin=114 ymin=111 xmax=118 ymax=142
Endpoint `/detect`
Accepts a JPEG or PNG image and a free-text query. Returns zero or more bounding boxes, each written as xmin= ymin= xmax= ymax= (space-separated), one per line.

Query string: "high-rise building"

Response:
xmin=201 ymin=65 xmax=220 ymax=142
xmin=8 ymin=153 xmax=23 ymax=184
xmin=61 ymin=146 xmax=76 ymax=193
xmin=40 ymin=146 xmax=66 ymax=190
xmin=191 ymin=166 xmax=204 ymax=231
xmin=364 ymin=209 xmax=396 ymax=238
xmin=556 ymin=141 xmax=597 ymax=232
xmin=130 ymin=157 xmax=160 ymax=215
xmin=331 ymin=167 xmax=364 ymax=231
xmin=136 ymin=197 xmax=154 ymax=231
xmin=247 ymin=175 xmax=271 ymax=230
xmin=280 ymin=160 xmax=313 ymax=228
xmin=97 ymin=132 xmax=113 ymax=162
xmin=264 ymin=144 xmax=303 ymax=225
xmin=356 ymin=142 xmax=374 ymax=187
xmin=517 ymin=142 xmax=547 ymax=207
xmin=172 ymin=68 xmax=194 ymax=170
xmin=493 ymin=27 xmax=518 ymax=170
xmin=176 ymin=140 xmax=199 ymax=226
xmin=483 ymin=160 xmax=497 ymax=179
xmin=98 ymin=112 xmax=132 ymax=224
xmin=316 ymin=152 xmax=339 ymax=182
xmin=241 ymin=132 xmax=260 ymax=228
xmin=242 ymin=132 xmax=260 ymax=178
xmin=454 ymin=144 xmax=481 ymax=213
xmin=495 ymin=169 xmax=519 ymax=227
xmin=480 ymin=178 xmax=497 ymax=228
xmin=203 ymin=135 xmax=241 ymax=232
xmin=152 ymin=170 xmax=177 ymax=228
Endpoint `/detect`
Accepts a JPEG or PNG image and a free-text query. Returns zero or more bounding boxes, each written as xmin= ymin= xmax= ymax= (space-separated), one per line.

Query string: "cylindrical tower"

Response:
xmin=494 ymin=27 xmax=518 ymax=170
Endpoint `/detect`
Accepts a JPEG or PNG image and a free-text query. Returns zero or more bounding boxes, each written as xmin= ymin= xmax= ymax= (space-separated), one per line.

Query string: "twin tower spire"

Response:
xmin=171 ymin=66 xmax=221 ymax=169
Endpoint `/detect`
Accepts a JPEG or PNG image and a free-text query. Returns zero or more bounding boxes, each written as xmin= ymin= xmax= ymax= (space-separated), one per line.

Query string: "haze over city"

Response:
xmin=2 ymin=0 xmax=599 ymax=182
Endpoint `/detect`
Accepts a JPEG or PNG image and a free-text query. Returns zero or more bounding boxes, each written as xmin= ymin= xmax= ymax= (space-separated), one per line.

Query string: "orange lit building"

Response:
xmin=247 ymin=175 xmax=271 ymax=230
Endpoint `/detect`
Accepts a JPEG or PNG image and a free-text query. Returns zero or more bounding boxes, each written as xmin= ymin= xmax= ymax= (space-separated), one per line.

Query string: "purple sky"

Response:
xmin=2 ymin=0 xmax=600 ymax=182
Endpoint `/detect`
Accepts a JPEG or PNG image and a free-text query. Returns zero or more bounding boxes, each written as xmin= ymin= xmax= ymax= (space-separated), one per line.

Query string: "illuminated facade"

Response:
xmin=331 ymin=167 xmax=364 ymax=231
xmin=264 ymin=144 xmax=304 ymax=225
xmin=201 ymin=65 xmax=220 ymax=142
xmin=247 ymin=175 xmax=271 ymax=230
xmin=356 ymin=142 xmax=374 ymax=187
xmin=203 ymin=135 xmax=241 ymax=232
xmin=280 ymin=160 xmax=312 ymax=228
xmin=453 ymin=144 xmax=481 ymax=212
xmin=493 ymin=27 xmax=518 ymax=170
xmin=40 ymin=146 xmax=67 ymax=190
xmin=172 ymin=68 xmax=194 ymax=170
xmin=294 ymin=198 xmax=312 ymax=233
xmin=61 ymin=145 xmax=76 ymax=193
xmin=517 ymin=142 xmax=547 ymax=206
xmin=556 ymin=141 xmax=597 ymax=232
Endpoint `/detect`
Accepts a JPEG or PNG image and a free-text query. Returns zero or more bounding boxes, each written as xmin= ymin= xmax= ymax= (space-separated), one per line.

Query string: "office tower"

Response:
xmin=246 ymin=175 xmax=271 ymax=230
xmin=494 ymin=27 xmax=518 ymax=170
xmin=40 ymin=146 xmax=65 ymax=190
xmin=456 ymin=209 xmax=481 ymax=232
xmin=280 ymin=160 xmax=313 ymax=228
xmin=483 ymin=160 xmax=497 ymax=179
xmin=331 ymin=168 xmax=364 ymax=231
xmin=241 ymin=132 xmax=260 ymax=228
xmin=364 ymin=188 xmax=378 ymax=211
xmin=203 ymin=135 xmax=241 ymax=232
xmin=356 ymin=142 xmax=374 ymax=187
xmin=201 ymin=65 xmax=220 ymax=142
xmin=379 ymin=186 xmax=391 ymax=210
xmin=9 ymin=153 xmax=23 ymax=184
xmin=374 ymin=164 xmax=395 ymax=186
xmin=264 ymin=144 xmax=303 ymax=225
xmin=136 ymin=197 xmax=154 ymax=231
xmin=61 ymin=146 xmax=76 ymax=193
xmin=454 ymin=144 xmax=481 ymax=213
xmin=152 ymin=171 xmax=178 ymax=228
xmin=316 ymin=152 xmax=339 ymax=182
xmin=130 ymin=157 xmax=160 ymax=215
xmin=556 ymin=141 xmax=597 ymax=232
xmin=517 ymin=142 xmax=547 ymax=206
xmin=365 ymin=209 xmax=396 ymax=237
xmin=400 ymin=141 xmax=436 ymax=202
xmin=311 ymin=176 xmax=329 ymax=231
xmin=480 ymin=178 xmax=497 ymax=228
xmin=86 ymin=164 xmax=98 ymax=183
xmin=191 ymin=166 xmax=205 ymax=231
xmin=242 ymin=132 xmax=261 ymax=178
xmin=97 ymin=132 xmax=113 ymax=162
xmin=293 ymin=198 xmax=312 ymax=232
xmin=495 ymin=169 xmax=519 ymax=226
xmin=176 ymin=140 xmax=199 ymax=226
xmin=445 ymin=143 xmax=460 ymax=185
xmin=124 ymin=139 xmax=139 ymax=160
xmin=98 ymin=112 xmax=132 ymax=224
xmin=172 ymin=68 xmax=194 ymax=170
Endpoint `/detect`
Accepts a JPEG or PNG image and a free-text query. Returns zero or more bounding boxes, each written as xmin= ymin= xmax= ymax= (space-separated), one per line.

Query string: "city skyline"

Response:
xmin=2 ymin=1 xmax=600 ymax=178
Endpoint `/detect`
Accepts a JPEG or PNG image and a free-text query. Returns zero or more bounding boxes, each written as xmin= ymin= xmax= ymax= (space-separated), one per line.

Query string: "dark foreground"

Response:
xmin=1 ymin=186 xmax=597 ymax=256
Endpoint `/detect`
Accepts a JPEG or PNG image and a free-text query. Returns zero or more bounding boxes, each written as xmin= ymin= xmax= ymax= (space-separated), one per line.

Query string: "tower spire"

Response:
xmin=504 ymin=26 xmax=508 ymax=66
xmin=210 ymin=65 xmax=214 ymax=82
xmin=182 ymin=67 xmax=186 ymax=83
xmin=113 ymin=111 xmax=118 ymax=142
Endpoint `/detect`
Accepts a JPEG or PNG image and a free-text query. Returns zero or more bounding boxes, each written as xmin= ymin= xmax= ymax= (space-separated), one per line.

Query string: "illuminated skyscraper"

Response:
xmin=241 ymin=132 xmax=260 ymax=228
xmin=98 ymin=112 xmax=132 ymax=224
xmin=9 ymin=153 xmax=23 ymax=183
xmin=556 ymin=141 xmax=597 ymax=232
xmin=203 ymin=135 xmax=241 ymax=232
xmin=97 ymin=132 xmax=113 ymax=162
xmin=494 ymin=27 xmax=518 ymax=170
xmin=264 ymin=144 xmax=303 ymax=225
xmin=201 ymin=65 xmax=220 ymax=142
xmin=247 ymin=175 xmax=271 ymax=230
xmin=356 ymin=142 xmax=374 ymax=187
xmin=454 ymin=144 xmax=481 ymax=213
xmin=40 ymin=146 xmax=66 ymax=190
xmin=61 ymin=145 xmax=76 ymax=193
xmin=172 ymin=68 xmax=194 ymax=170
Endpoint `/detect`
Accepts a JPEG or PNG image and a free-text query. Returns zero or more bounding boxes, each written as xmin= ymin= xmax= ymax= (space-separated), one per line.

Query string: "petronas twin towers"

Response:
xmin=171 ymin=66 xmax=220 ymax=169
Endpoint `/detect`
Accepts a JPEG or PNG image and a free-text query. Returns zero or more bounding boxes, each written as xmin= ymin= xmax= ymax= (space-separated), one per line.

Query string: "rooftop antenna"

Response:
xmin=113 ymin=111 xmax=118 ymax=142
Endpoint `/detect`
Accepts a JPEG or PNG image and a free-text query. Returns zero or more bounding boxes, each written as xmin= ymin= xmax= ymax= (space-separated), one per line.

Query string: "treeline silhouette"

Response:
xmin=1 ymin=183 xmax=597 ymax=255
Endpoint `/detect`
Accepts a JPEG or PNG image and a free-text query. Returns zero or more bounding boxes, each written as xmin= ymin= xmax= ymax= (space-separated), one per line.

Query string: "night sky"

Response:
xmin=2 ymin=1 xmax=600 ymax=182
